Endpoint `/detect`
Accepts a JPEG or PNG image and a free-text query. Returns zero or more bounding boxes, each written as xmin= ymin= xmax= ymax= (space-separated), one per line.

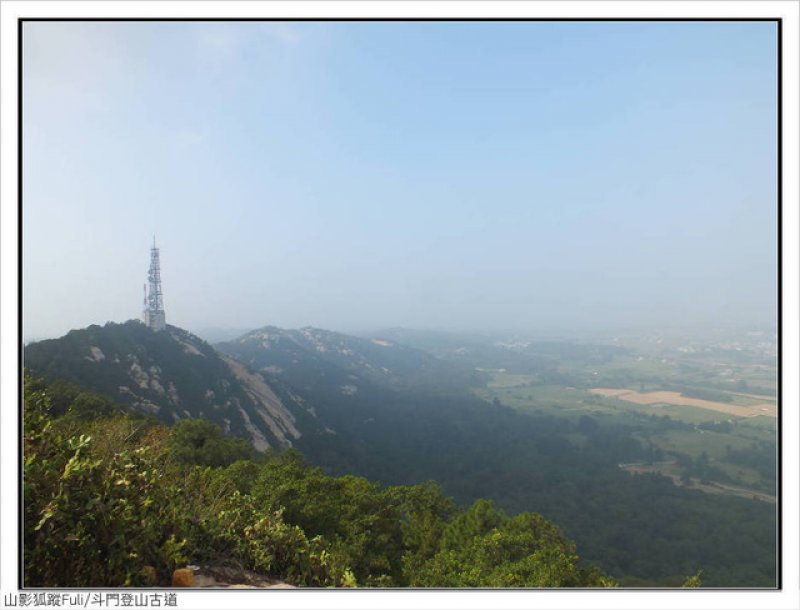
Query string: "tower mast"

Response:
xmin=145 ymin=237 xmax=166 ymax=331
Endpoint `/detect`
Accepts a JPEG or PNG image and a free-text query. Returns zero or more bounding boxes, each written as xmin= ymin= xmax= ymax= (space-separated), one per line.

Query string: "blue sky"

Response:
xmin=22 ymin=21 xmax=777 ymax=339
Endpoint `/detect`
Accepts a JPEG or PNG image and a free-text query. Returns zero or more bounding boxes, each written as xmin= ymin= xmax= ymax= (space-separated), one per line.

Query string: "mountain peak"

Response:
xmin=24 ymin=320 xmax=309 ymax=450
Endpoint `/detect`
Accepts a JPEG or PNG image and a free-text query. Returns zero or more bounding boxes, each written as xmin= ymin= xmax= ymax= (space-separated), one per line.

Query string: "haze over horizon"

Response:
xmin=23 ymin=21 xmax=777 ymax=342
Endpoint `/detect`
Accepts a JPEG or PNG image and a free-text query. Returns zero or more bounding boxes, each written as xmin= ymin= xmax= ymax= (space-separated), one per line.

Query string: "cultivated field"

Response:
xmin=589 ymin=388 xmax=776 ymax=419
xmin=467 ymin=329 xmax=777 ymax=503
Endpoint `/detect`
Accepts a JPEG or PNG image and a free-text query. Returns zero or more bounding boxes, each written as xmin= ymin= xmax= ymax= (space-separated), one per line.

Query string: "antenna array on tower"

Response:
xmin=143 ymin=237 xmax=166 ymax=331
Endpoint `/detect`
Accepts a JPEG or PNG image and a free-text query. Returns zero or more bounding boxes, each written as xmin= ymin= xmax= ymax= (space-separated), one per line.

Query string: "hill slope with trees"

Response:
xmin=23 ymin=374 xmax=615 ymax=588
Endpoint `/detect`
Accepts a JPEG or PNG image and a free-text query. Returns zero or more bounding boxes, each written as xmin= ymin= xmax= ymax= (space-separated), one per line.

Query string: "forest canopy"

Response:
xmin=23 ymin=374 xmax=618 ymax=588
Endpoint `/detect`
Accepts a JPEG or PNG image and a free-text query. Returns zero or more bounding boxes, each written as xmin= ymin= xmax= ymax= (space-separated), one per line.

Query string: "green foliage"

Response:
xmin=385 ymin=481 xmax=458 ymax=576
xmin=295 ymin=382 xmax=775 ymax=587
xmin=222 ymin=459 xmax=262 ymax=495
xmin=411 ymin=501 xmax=616 ymax=587
xmin=24 ymin=383 xmax=175 ymax=585
xmin=682 ymin=570 xmax=703 ymax=588
xmin=439 ymin=499 xmax=504 ymax=551
xmin=239 ymin=508 xmax=353 ymax=587
xmin=252 ymin=450 xmax=405 ymax=586
xmin=167 ymin=419 xmax=254 ymax=468
xmin=23 ymin=374 xmax=618 ymax=589
xmin=23 ymin=375 xmax=343 ymax=587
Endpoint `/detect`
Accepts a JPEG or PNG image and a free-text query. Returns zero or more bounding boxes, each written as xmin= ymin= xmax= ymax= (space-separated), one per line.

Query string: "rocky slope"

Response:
xmin=23 ymin=321 xmax=315 ymax=450
xmin=216 ymin=325 xmax=486 ymax=395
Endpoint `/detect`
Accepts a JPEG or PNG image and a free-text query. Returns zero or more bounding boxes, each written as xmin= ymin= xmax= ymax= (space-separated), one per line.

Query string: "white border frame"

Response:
xmin=2 ymin=2 xmax=797 ymax=609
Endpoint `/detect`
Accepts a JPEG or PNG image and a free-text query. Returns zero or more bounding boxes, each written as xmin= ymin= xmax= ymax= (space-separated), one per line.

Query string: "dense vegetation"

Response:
xmin=23 ymin=375 xmax=615 ymax=588
xmin=292 ymin=390 xmax=776 ymax=586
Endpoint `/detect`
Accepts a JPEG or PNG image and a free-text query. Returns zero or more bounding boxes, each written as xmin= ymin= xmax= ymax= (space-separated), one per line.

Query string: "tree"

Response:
xmin=167 ymin=419 xmax=254 ymax=468
xmin=386 ymin=481 xmax=457 ymax=578
xmin=412 ymin=500 xmax=616 ymax=587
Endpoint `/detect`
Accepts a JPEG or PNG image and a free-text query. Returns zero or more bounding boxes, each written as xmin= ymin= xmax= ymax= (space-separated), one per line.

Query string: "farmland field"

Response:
xmin=472 ymin=330 xmax=777 ymax=502
xmin=589 ymin=388 xmax=776 ymax=418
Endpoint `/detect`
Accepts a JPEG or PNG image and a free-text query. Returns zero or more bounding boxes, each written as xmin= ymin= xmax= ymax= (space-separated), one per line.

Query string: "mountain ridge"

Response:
xmin=217 ymin=324 xmax=488 ymax=395
xmin=23 ymin=320 xmax=312 ymax=450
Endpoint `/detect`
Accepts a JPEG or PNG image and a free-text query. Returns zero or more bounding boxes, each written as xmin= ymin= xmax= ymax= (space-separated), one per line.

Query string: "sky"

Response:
xmin=22 ymin=20 xmax=778 ymax=341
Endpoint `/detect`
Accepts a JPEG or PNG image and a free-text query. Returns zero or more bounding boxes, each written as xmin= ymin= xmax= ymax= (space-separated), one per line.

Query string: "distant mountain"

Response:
xmin=216 ymin=326 xmax=487 ymax=395
xmin=23 ymin=321 xmax=316 ymax=450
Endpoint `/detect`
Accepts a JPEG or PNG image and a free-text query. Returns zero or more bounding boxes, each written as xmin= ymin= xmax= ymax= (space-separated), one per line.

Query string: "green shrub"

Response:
xmin=167 ymin=419 xmax=255 ymax=468
xmin=411 ymin=500 xmax=617 ymax=587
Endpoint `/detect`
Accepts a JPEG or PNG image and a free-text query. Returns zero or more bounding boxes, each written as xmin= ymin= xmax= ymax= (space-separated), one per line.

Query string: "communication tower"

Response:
xmin=144 ymin=237 xmax=166 ymax=331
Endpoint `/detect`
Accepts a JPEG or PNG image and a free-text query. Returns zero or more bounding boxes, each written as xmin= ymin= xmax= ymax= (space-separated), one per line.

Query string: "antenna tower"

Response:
xmin=145 ymin=237 xmax=166 ymax=331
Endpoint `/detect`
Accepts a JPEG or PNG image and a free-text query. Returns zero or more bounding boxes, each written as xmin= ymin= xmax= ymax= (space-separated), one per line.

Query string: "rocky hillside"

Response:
xmin=23 ymin=321 xmax=316 ymax=450
xmin=216 ymin=326 xmax=487 ymax=395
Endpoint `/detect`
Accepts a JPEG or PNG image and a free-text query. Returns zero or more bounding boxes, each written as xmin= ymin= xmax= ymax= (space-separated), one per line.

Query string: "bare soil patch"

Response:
xmin=590 ymin=388 xmax=776 ymax=418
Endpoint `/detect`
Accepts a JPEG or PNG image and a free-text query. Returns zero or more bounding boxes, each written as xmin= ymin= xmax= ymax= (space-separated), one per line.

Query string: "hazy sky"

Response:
xmin=22 ymin=21 xmax=777 ymax=340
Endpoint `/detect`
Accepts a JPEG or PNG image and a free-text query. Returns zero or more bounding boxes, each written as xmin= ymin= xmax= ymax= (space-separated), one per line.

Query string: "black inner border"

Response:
xmin=16 ymin=16 xmax=784 ymax=593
